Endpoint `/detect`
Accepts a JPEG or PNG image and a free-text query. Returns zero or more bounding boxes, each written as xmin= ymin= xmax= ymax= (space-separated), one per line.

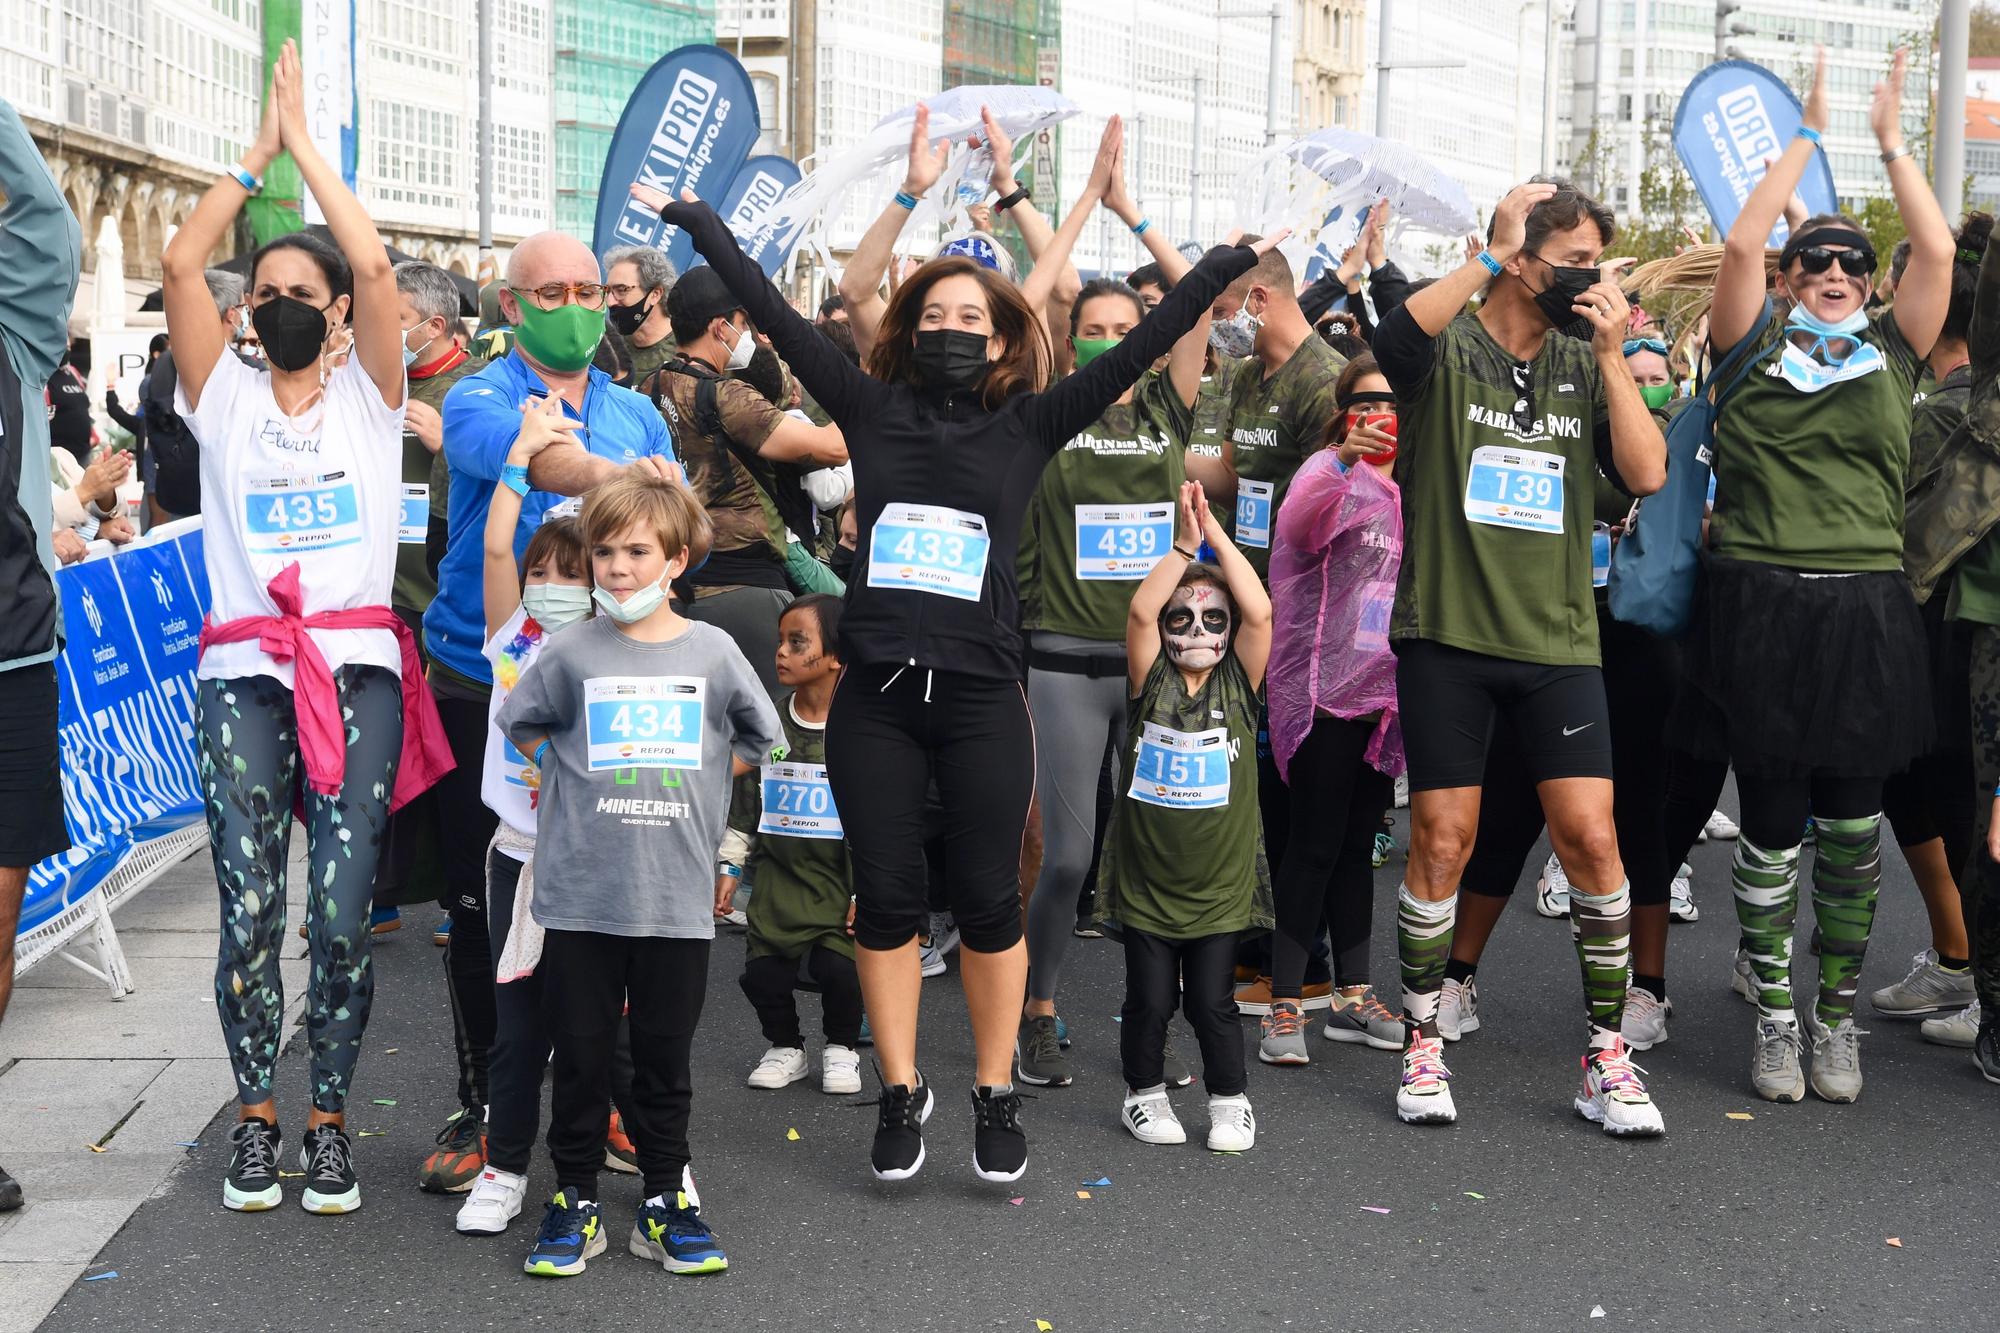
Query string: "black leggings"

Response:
xmin=740 ymin=946 xmax=863 ymax=1049
xmin=828 ymin=662 xmax=1033 ymax=954
xmin=1270 ymin=715 xmax=1392 ymax=998
xmin=1121 ymin=927 xmax=1245 ymax=1096
xmin=1882 ymin=747 xmax=1977 ymax=872
xmin=1737 ymin=774 xmax=1885 ymax=849
xmin=429 ymin=679 xmax=499 ymax=1113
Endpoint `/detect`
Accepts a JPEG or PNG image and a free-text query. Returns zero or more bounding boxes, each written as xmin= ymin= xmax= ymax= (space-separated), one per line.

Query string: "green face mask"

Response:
xmin=1072 ymin=336 xmax=1120 ymax=369
xmin=1638 ymin=383 xmax=1674 ymax=410
xmin=512 ymin=298 xmax=607 ymax=373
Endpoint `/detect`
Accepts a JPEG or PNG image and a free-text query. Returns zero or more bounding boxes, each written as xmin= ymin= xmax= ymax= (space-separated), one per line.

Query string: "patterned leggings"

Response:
xmin=199 ymin=668 xmax=402 ymax=1113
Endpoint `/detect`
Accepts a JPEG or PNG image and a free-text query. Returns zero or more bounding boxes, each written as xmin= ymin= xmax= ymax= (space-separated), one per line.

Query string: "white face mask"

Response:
xmin=1161 ymin=579 xmax=1234 ymax=671
xmin=592 ymin=571 xmax=669 ymax=624
xmin=723 ymin=320 xmax=756 ymax=371
xmin=521 ymin=582 xmax=591 ymax=629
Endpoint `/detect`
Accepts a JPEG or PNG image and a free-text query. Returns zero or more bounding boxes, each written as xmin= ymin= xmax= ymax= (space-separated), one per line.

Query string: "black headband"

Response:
xmin=1337 ymin=390 xmax=1397 ymax=411
xmin=1779 ymin=226 xmax=1875 ymax=270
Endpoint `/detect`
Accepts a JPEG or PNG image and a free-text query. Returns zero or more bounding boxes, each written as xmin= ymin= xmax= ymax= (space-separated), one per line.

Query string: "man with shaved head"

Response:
xmin=418 ymin=230 xmax=692 ymax=1196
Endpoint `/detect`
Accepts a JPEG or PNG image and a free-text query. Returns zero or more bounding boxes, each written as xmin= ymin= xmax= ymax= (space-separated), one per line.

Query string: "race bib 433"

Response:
xmin=866 ymin=503 xmax=991 ymax=601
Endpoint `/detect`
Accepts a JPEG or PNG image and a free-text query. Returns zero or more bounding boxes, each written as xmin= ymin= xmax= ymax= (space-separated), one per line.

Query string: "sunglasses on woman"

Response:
xmin=1793 ymin=247 xmax=1876 ymax=278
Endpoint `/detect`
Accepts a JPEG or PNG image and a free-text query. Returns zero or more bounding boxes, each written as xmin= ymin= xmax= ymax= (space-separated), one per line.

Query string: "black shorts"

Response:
xmin=0 ymin=663 xmax=70 ymax=867
xmin=1394 ymin=638 xmax=1613 ymax=792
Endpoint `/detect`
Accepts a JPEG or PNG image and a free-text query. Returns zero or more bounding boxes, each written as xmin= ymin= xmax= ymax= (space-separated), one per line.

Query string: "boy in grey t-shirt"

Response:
xmin=498 ymin=469 xmax=780 ymax=1280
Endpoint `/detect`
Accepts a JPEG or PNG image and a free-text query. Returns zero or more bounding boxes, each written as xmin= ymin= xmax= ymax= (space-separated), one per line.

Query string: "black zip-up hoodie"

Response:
xmin=673 ymin=200 xmax=1257 ymax=680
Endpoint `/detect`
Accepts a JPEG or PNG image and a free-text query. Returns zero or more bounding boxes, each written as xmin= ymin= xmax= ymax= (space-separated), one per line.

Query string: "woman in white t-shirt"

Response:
xmin=161 ymin=42 xmax=412 ymax=1218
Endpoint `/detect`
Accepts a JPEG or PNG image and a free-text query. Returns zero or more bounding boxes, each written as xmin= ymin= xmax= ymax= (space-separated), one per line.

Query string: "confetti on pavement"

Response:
xmin=786 ymin=1128 xmax=800 ymax=1141
xmin=84 ymin=1272 xmax=118 ymax=1283
xmin=1075 ymin=1190 xmax=1091 ymax=1199
xmin=371 ymin=1098 xmax=397 ymax=1106
xmin=1361 ymin=1206 xmax=1391 ymax=1214
xmin=1725 ymin=1112 xmax=1754 ymax=1121
xmin=1009 ymin=1197 xmax=1024 ymax=1206
xmin=1887 ymin=1237 xmax=1904 ymax=1248
xmin=1464 ymin=1192 xmax=1486 ymax=1199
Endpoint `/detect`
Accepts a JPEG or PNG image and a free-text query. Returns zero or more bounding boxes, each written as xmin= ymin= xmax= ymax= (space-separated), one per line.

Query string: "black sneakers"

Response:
xmin=0 ymin=1161 xmax=22 ymax=1212
xmin=971 ymin=1085 xmax=1028 ymax=1183
xmin=222 ymin=1118 xmax=282 ymax=1212
xmin=299 ymin=1123 xmax=361 ymax=1214
xmin=1976 ymin=1015 xmax=2000 ymax=1085
xmin=869 ymin=1071 xmax=933 ymax=1181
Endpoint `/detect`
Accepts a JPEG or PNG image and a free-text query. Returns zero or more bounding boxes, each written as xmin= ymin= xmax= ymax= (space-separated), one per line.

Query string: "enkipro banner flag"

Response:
xmin=710 ymin=154 xmax=806 ymax=278
xmin=1673 ymin=60 xmax=1838 ymax=248
xmin=592 ymin=44 xmax=763 ymax=273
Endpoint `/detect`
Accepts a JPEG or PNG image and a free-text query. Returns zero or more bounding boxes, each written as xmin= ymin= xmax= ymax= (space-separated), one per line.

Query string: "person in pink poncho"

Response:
xmin=1257 ymin=353 xmax=1408 ymax=1066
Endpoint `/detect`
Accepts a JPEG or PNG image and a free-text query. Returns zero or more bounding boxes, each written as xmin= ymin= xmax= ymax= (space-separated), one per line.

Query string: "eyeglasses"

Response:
xmin=604 ymin=283 xmax=651 ymax=302
xmin=1622 ymin=338 xmax=1669 ymax=358
xmin=1794 ymin=247 xmax=1876 ymax=278
xmin=1510 ymin=359 xmax=1535 ymax=434
xmin=511 ymin=282 xmax=609 ymax=310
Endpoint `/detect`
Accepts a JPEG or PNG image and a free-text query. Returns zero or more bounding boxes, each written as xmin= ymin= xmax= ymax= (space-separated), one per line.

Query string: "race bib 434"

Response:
xmin=583 ymin=675 xmax=704 ymax=770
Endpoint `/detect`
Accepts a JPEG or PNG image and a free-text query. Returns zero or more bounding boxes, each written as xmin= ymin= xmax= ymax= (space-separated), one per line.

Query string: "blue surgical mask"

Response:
xmin=1778 ymin=304 xmax=1882 ymax=393
xmin=521 ymin=582 xmax=591 ymax=629
xmin=401 ymin=323 xmax=437 ymax=370
xmin=591 ymin=571 xmax=668 ymax=624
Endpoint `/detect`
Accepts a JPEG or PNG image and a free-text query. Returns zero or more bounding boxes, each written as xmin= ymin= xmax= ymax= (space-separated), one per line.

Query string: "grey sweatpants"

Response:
xmin=1024 ymin=633 xmax=1128 ymax=1004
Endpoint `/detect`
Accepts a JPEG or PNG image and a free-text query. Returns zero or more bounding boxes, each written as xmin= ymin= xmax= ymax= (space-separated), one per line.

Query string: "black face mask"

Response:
xmin=1527 ymin=258 xmax=1600 ymax=338
xmin=606 ymin=293 xmax=655 ymax=338
xmin=251 ymin=295 xmax=331 ymax=372
xmin=63 ymin=344 xmax=90 ymax=375
xmin=912 ymin=328 xmax=991 ymax=393
xmin=829 ymin=544 xmax=856 ymax=582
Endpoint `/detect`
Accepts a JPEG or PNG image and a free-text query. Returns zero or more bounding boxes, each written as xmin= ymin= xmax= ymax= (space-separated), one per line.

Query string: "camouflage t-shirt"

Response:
xmin=1222 ymin=335 xmax=1345 ymax=578
xmin=1185 ymin=360 xmax=1237 ymax=531
xmin=730 ymin=698 xmax=855 ymax=962
xmin=1907 ymin=363 xmax=1969 ymax=486
xmin=645 ymin=360 xmax=788 ymax=584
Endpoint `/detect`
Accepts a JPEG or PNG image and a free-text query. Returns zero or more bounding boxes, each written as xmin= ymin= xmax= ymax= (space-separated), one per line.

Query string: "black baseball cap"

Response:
xmin=666 ymin=266 xmax=744 ymax=328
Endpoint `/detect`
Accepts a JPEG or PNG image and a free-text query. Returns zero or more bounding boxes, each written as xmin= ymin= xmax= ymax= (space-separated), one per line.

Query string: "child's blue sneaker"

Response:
xmin=629 ymin=1191 xmax=728 ymax=1274
xmin=432 ymin=917 xmax=451 ymax=947
xmin=523 ymin=1191 xmax=604 ymax=1277
xmin=857 ymin=1015 xmax=873 ymax=1047
xmin=368 ymin=905 xmax=401 ymax=935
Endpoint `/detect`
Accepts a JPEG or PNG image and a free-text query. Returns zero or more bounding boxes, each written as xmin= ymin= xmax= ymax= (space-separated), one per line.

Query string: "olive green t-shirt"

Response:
xmin=1222 ymin=336 xmax=1346 ymax=577
xmin=1018 ymin=372 xmax=1193 ymax=642
xmin=1102 ymin=654 xmax=1262 ymax=941
xmin=1907 ymin=363 xmax=1969 ymax=486
xmin=732 ymin=698 xmax=855 ymax=961
xmin=627 ymin=331 xmax=678 ymax=386
xmin=399 ymin=351 xmax=485 ymax=616
xmin=1377 ymin=311 xmax=1613 ymax=667
xmin=1185 ymin=361 xmax=1237 ymax=531
xmin=1708 ymin=308 xmax=1920 ymax=572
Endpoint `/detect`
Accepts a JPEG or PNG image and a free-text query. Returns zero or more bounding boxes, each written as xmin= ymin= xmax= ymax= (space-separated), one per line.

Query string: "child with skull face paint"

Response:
xmin=1097 ymin=481 xmax=1272 ymax=1150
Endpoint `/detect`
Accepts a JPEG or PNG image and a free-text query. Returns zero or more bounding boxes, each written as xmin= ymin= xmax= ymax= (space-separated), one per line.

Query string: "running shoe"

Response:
xmin=1321 ymin=987 xmax=1402 ymax=1050
xmin=868 ymin=1071 xmax=933 ymax=1181
xmin=1921 ymin=997 xmax=1981 ymax=1048
xmin=857 ymin=1015 xmax=873 ymax=1046
xmin=1730 ymin=945 xmax=1758 ymax=1005
xmin=746 ymin=1045 xmax=811 ymax=1090
xmin=1704 ymin=809 xmax=1741 ymax=841
xmin=1396 ymin=1036 xmax=1457 ymax=1124
xmin=433 ymin=917 xmax=451 ymax=946
xmin=716 ymin=907 xmax=748 ymax=929
xmin=1072 ymin=919 xmax=1104 ymax=939
xmin=1393 ymin=772 xmax=1409 ymax=808
xmin=1751 ymin=1018 xmax=1805 ymax=1103
xmin=1534 ymin=853 xmax=1571 ymax=918
xmin=456 ymin=1166 xmax=528 ymax=1235
xmin=971 ymin=1085 xmax=1029 ymax=1182
xmin=1371 ymin=829 xmax=1395 ymax=869
xmin=523 ymin=1191 xmax=604 ymax=1277
xmin=222 ymin=1117 xmax=282 ymax=1212
xmin=604 ymin=1109 xmax=638 ymax=1174
xmin=1668 ymin=864 xmax=1698 ymax=923
xmin=1802 ymin=819 xmax=1817 ymax=845
xmin=918 ymin=935 xmax=948 ymax=978
xmin=369 ymin=905 xmax=401 ymax=934
xmin=1205 ymin=1094 xmax=1256 ymax=1152
xmin=1870 ymin=948 xmax=1976 ymax=1017
xmin=1055 ymin=1014 xmax=1071 ymax=1048
xmin=1162 ymin=1040 xmax=1194 ymax=1089
xmin=1805 ymin=1013 xmax=1866 ymax=1104
xmin=418 ymin=1107 xmax=486 ymax=1194
xmin=823 ymin=1043 xmax=863 ymax=1095
xmin=928 ymin=911 xmax=961 ymax=958
xmin=1258 ymin=1000 xmax=1310 ymax=1065
xmin=1975 ymin=1013 xmax=2000 ymax=1084
xmin=1574 ymin=1039 xmax=1665 ymax=1137
xmin=298 ymin=1123 xmax=360 ymax=1214
xmin=1438 ymin=976 xmax=1479 ymax=1041
xmin=1121 ymin=1084 xmax=1187 ymax=1144
xmin=1622 ymin=986 xmax=1672 ymax=1051
xmin=0 ymin=1164 xmax=19 ymax=1213
xmin=1233 ymin=975 xmax=1275 ymax=1015
xmin=1015 ymin=1014 xmax=1073 ymax=1087
xmin=630 ymin=1190 xmax=728 ymax=1274
xmin=1300 ymin=980 xmax=1335 ymax=1012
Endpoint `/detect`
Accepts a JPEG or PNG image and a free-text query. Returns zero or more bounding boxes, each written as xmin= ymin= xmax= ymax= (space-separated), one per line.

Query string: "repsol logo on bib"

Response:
xmin=1464 ymin=403 xmax=1583 ymax=441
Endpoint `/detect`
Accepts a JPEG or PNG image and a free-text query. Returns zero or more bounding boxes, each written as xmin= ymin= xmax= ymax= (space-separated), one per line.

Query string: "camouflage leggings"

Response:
xmin=200 ymin=668 xmax=402 ymax=1113
xmin=1963 ymin=626 xmax=2000 ymax=1010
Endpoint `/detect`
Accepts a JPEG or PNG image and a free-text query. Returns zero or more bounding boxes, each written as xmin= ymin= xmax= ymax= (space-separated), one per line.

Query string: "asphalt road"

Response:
xmin=38 ymin=810 xmax=2000 ymax=1332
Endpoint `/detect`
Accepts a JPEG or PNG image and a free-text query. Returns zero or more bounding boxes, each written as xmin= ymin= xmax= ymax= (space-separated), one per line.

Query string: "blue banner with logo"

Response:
xmin=1673 ymin=59 xmax=1839 ymax=248
xmin=592 ymin=44 xmax=764 ymax=274
xmin=703 ymin=154 xmax=806 ymax=278
xmin=19 ymin=524 xmax=210 ymax=937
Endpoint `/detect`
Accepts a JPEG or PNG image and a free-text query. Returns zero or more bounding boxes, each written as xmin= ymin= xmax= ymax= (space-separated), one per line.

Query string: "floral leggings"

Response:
xmin=199 ymin=668 xmax=402 ymax=1113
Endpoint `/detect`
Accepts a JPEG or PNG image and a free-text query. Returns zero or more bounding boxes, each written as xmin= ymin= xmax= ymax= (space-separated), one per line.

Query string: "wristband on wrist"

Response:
xmin=1795 ymin=126 xmax=1822 ymax=146
xmin=893 ymin=190 xmax=920 ymax=210
xmin=1881 ymin=144 xmax=1913 ymax=166
xmin=993 ymin=185 xmax=1031 ymax=213
xmin=500 ymin=463 xmax=531 ymax=497
xmin=1475 ymin=249 xmax=1504 ymax=277
xmin=1172 ymin=544 xmax=1197 ymax=561
xmin=718 ymin=863 xmax=743 ymax=879
xmin=227 ymin=165 xmax=262 ymax=194
xmin=1130 ymin=217 xmax=1151 ymax=236
xmin=532 ymin=739 xmax=551 ymax=769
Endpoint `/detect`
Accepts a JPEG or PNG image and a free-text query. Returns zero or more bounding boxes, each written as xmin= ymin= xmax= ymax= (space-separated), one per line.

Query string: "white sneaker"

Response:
xmin=1870 ymin=948 xmax=1977 ymax=1016
xmin=1922 ymin=997 xmax=1982 ymax=1048
xmin=821 ymin=1044 xmax=863 ymax=1095
xmin=1622 ymin=986 xmax=1673 ymax=1051
xmin=1575 ymin=1038 xmax=1666 ymax=1136
xmin=1396 ymin=1035 xmax=1457 ymax=1124
xmin=746 ymin=1045 xmax=810 ymax=1089
xmin=1438 ymin=976 xmax=1480 ymax=1042
xmin=716 ymin=908 xmax=748 ymax=928
xmin=918 ymin=937 xmax=948 ymax=978
xmin=1668 ymin=863 xmax=1698 ymax=923
xmin=1205 ymin=1094 xmax=1256 ymax=1152
xmin=1121 ymin=1085 xmax=1187 ymax=1145
xmin=455 ymin=1166 xmax=527 ymax=1235
xmin=1534 ymin=853 xmax=1571 ymax=918
xmin=1704 ymin=809 xmax=1741 ymax=841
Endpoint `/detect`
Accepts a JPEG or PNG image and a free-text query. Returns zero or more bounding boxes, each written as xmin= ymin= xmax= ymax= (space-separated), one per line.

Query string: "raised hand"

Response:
xmin=510 ymin=394 xmax=582 ymax=464
xmin=1575 ymin=272 xmax=1634 ymax=357
xmin=905 ymin=104 xmax=950 ymax=198
xmin=1366 ymin=200 xmax=1391 ymax=268
xmin=977 ymin=106 xmax=1016 ymax=191
xmin=1084 ymin=115 xmax=1124 ymax=201
xmin=1178 ymin=480 xmax=1205 ymax=550
xmin=1870 ymin=46 xmax=1908 ymax=151
xmin=273 ymin=39 xmax=308 ymax=153
xmin=1247 ymin=228 xmax=1293 ymax=258
xmin=1489 ymin=181 xmax=1560 ymax=260
xmin=1805 ymin=46 xmax=1830 ymax=136
xmin=1104 ymin=133 xmax=1138 ymax=223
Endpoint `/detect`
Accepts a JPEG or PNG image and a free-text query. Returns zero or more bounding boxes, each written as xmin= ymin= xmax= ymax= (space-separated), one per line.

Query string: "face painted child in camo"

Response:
xmin=1160 ymin=575 xmax=1234 ymax=672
